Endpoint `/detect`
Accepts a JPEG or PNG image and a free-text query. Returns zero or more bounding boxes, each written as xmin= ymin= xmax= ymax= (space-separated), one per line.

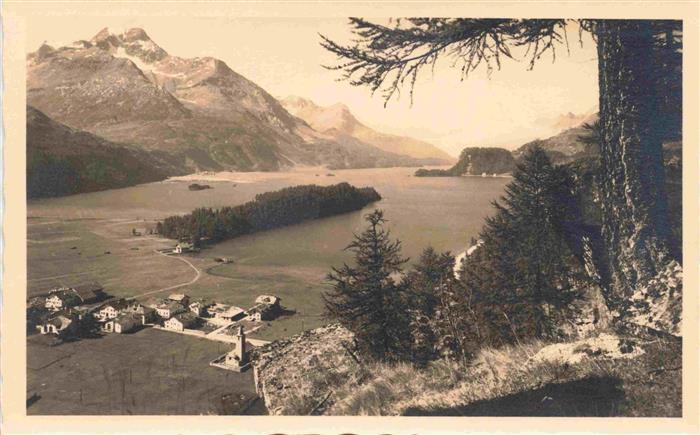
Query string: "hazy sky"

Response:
xmin=28 ymin=17 xmax=599 ymax=156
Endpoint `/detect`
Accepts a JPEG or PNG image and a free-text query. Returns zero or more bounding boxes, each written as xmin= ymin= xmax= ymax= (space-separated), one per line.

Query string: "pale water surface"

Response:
xmin=28 ymin=167 xmax=509 ymax=269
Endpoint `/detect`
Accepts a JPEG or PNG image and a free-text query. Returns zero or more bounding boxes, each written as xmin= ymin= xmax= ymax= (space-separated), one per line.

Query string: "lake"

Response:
xmin=28 ymin=167 xmax=509 ymax=271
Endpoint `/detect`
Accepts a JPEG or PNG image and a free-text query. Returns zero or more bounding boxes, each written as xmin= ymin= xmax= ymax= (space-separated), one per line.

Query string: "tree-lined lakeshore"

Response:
xmin=156 ymin=182 xmax=381 ymax=244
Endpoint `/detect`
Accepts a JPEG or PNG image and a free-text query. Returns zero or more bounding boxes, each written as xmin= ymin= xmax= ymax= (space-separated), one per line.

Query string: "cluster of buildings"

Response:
xmin=31 ymin=283 xmax=106 ymax=337
xmin=31 ymin=283 xmax=282 ymax=340
xmin=144 ymin=293 xmax=281 ymax=331
xmin=29 ymin=283 xmax=282 ymax=377
xmin=43 ymin=283 xmax=106 ymax=311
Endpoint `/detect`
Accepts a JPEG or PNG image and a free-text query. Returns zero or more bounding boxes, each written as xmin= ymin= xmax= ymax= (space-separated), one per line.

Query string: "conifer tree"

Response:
xmin=404 ymin=247 xmax=453 ymax=365
xmin=324 ymin=209 xmax=410 ymax=362
xmin=462 ymin=147 xmax=586 ymax=343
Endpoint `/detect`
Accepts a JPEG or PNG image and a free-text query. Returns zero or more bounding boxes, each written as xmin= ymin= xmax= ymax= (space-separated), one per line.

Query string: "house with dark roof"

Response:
xmin=246 ymin=303 xmax=278 ymax=322
xmin=36 ymin=311 xmax=78 ymax=337
xmin=247 ymin=295 xmax=282 ymax=321
xmin=71 ymin=283 xmax=106 ymax=304
xmin=126 ymin=303 xmax=157 ymax=324
xmin=45 ymin=288 xmax=82 ymax=311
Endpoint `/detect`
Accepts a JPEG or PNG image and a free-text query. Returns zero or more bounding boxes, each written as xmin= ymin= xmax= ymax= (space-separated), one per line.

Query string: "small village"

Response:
xmin=27 ymin=271 xmax=283 ymax=374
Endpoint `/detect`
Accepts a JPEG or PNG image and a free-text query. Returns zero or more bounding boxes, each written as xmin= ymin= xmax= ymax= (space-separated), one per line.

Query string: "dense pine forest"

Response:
xmin=157 ymin=182 xmax=381 ymax=244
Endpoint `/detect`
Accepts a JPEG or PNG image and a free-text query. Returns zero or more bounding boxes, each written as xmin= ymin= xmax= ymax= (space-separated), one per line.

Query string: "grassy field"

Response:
xmin=27 ymin=328 xmax=266 ymax=415
xmin=27 ymin=215 xmax=335 ymax=415
xmin=28 ymin=216 xmax=328 ymax=341
xmin=27 ymin=217 xmax=192 ymax=298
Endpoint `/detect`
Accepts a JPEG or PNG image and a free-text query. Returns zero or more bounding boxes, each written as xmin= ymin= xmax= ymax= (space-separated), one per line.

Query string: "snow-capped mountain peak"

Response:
xmin=90 ymin=27 xmax=168 ymax=63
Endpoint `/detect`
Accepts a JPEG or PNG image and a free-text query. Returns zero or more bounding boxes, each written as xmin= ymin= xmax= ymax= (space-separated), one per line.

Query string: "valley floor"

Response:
xmin=26 ymin=328 xmax=266 ymax=415
xmin=26 ymin=215 xmax=329 ymax=415
xmin=27 ymin=216 xmax=328 ymax=341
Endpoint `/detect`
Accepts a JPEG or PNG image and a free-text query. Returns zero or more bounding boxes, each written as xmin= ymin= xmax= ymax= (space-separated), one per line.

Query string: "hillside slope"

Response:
xmin=282 ymin=96 xmax=454 ymax=164
xmin=251 ymin=323 xmax=681 ymax=416
xmin=514 ymin=113 xmax=600 ymax=164
xmin=27 ymin=28 xmax=432 ymax=173
xmin=27 ymin=105 xmax=183 ymax=198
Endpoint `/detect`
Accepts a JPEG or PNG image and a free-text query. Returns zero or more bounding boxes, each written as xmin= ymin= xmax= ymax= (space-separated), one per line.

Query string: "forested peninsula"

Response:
xmin=415 ymin=147 xmax=516 ymax=177
xmin=156 ymin=182 xmax=381 ymax=244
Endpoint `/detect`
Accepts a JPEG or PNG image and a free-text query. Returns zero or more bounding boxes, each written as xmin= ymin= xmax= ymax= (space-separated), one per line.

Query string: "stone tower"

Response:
xmin=236 ymin=325 xmax=246 ymax=362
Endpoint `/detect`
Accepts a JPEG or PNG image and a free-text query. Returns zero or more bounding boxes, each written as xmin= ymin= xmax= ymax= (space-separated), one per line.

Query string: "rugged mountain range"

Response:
xmin=27 ymin=28 xmax=448 ymax=177
xmin=535 ymin=109 xmax=598 ymax=135
xmin=27 ymin=105 xmax=184 ymax=198
xmin=281 ymin=96 xmax=454 ymax=163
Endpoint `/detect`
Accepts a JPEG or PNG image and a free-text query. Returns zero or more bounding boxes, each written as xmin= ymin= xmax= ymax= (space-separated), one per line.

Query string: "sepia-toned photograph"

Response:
xmin=2 ymin=2 xmax=697 ymax=430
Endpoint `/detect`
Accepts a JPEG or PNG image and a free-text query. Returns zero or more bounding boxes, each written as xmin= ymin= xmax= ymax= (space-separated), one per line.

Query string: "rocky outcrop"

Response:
xmin=624 ymin=260 xmax=682 ymax=337
xmin=250 ymin=324 xmax=361 ymax=415
xmin=531 ymin=332 xmax=644 ymax=366
xmin=415 ymin=147 xmax=514 ymax=177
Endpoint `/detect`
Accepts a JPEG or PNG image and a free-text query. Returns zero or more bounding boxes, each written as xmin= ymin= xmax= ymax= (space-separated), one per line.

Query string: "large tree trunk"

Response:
xmin=596 ymin=20 xmax=672 ymax=304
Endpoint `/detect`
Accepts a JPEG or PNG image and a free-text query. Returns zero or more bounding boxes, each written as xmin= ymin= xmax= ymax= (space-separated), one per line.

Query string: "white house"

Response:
xmin=189 ymin=299 xmax=212 ymax=316
xmin=149 ymin=300 xmax=186 ymax=319
xmin=104 ymin=314 xmax=141 ymax=334
xmin=94 ymin=299 xmax=130 ymax=322
xmin=174 ymin=242 xmax=193 ymax=254
xmin=164 ymin=312 xmax=198 ymax=331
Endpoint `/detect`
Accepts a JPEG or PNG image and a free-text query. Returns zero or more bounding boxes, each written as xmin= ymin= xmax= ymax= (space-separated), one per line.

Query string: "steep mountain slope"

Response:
xmin=514 ymin=113 xmax=600 ymax=164
xmin=27 ymin=28 xmax=429 ymax=172
xmin=282 ymin=96 xmax=454 ymax=164
xmin=27 ymin=105 xmax=184 ymax=198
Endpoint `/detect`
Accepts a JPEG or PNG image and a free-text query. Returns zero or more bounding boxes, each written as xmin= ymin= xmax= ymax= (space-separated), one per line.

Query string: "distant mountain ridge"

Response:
xmin=281 ymin=96 xmax=454 ymax=163
xmin=417 ymin=111 xmax=681 ymax=178
xmin=417 ymin=115 xmax=600 ymax=177
xmin=27 ymin=27 xmax=446 ymax=176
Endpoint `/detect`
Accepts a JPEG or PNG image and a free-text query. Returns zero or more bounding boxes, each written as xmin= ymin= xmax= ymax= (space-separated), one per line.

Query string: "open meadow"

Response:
xmin=26 ymin=328 xmax=265 ymax=415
